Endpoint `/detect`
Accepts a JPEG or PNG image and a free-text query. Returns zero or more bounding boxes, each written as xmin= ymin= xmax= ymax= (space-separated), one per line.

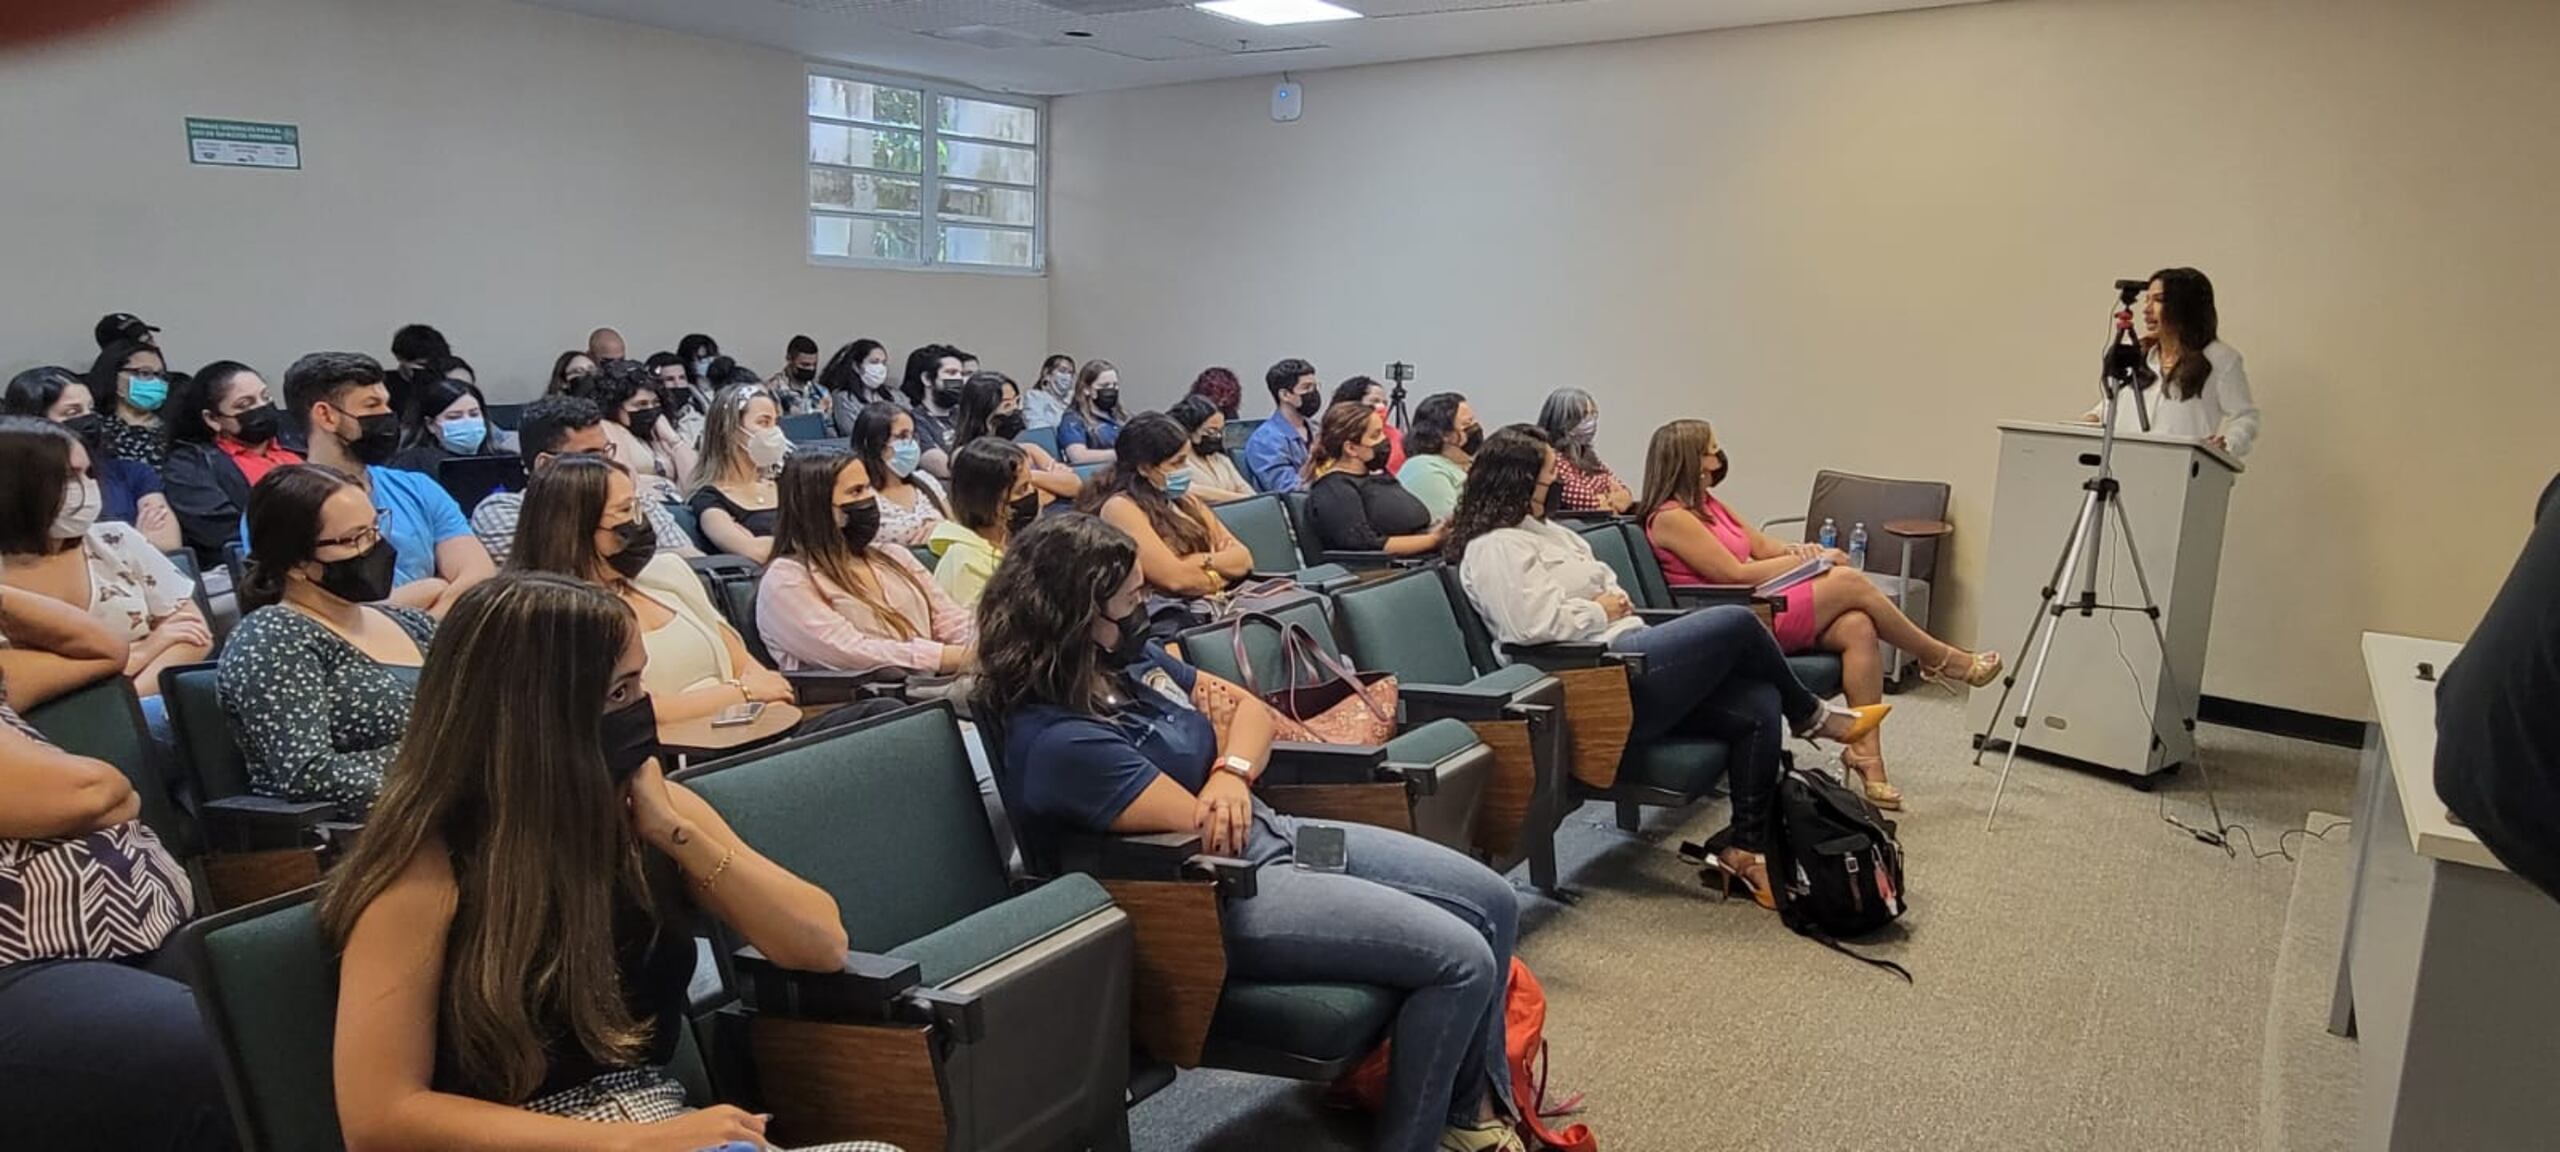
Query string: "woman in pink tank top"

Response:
xmin=1638 ymin=419 xmax=2000 ymax=809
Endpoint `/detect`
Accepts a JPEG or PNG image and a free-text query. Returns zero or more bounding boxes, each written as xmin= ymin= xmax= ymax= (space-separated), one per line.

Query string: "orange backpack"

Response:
xmin=1334 ymin=958 xmax=1597 ymax=1151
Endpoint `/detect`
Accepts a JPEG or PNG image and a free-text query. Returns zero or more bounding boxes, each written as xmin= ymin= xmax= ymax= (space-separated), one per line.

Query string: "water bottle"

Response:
xmin=1818 ymin=517 xmax=1838 ymax=550
xmin=1848 ymin=522 xmax=1869 ymax=571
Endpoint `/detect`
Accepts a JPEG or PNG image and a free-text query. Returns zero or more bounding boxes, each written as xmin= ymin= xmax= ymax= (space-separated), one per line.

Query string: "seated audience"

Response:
xmin=950 ymin=371 xmax=1081 ymax=501
xmin=387 ymin=374 xmax=504 ymax=476
xmin=4 ymin=366 xmax=179 ymax=551
xmin=592 ymin=358 xmax=697 ymax=497
xmin=848 ymin=401 xmax=950 ymax=548
xmin=1169 ymin=395 xmax=1253 ymax=504
xmin=1244 ymin=357 xmax=1322 ymax=493
xmin=1398 ymin=392 xmax=1482 ymax=522
xmin=821 ymin=338 xmax=893 ymax=435
xmin=546 ymin=349 xmax=596 ymax=395
xmin=675 ymin=332 xmax=722 ymax=430
xmin=1304 ymin=401 xmax=1442 ymax=558
xmin=1447 ymin=426 xmax=1886 ymax=907
xmin=686 ymin=384 xmax=790 ymax=562
xmin=896 ymin=344 xmax=966 ymax=478
xmin=1055 ymin=358 xmax=1124 ymax=465
xmin=320 ymin=573 xmax=857 ymax=1150
xmin=468 ymin=395 xmax=695 ymax=564
xmin=930 ymin=437 xmax=1039 ymax=609
xmin=976 ymin=513 xmax=1527 ymax=1152
xmin=161 ymin=360 xmax=304 ymax=566
xmin=0 ymin=419 xmax=211 ymax=706
xmin=1188 ymin=365 xmax=1244 ymax=422
xmin=0 ymin=585 xmax=231 ymax=1151
xmin=757 ymin=448 xmax=974 ymax=676
xmin=1081 ymin=413 xmax=1252 ymax=630
xmin=1640 ymin=419 xmax=1997 ymax=809
xmin=282 ymin=352 xmax=494 ymax=615
xmin=1535 ymin=387 xmax=1634 ymax=515
xmin=512 ymin=455 xmax=793 ymax=721
xmin=89 ymin=338 xmax=172 ymax=469
xmin=647 ymin=350 xmax=710 ymax=445
xmin=1026 ymin=353 xmax=1076 ymax=429
xmin=1334 ymin=376 xmax=1407 ymax=473
xmin=218 ymin=464 xmax=436 ymax=810
xmin=767 ymin=333 xmax=826 ymax=414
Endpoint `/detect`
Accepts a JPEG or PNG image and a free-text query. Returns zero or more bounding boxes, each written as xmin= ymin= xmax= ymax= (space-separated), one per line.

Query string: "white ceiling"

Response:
xmin=514 ymin=0 xmax=1991 ymax=97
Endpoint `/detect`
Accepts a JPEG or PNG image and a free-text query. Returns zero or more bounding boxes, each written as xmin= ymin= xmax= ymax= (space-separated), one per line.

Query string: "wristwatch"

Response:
xmin=1214 ymin=755 xmax=1256 ymax=782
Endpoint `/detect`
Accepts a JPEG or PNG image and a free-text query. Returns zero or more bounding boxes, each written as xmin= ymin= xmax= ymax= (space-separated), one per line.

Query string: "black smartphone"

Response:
xmin=1294 ymin=824 xmax=1348 ymax=873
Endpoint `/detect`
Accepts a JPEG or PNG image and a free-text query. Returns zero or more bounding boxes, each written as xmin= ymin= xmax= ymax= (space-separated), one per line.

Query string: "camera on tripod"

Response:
xmin=2103 ymin=278 xmax=2155 ymax=398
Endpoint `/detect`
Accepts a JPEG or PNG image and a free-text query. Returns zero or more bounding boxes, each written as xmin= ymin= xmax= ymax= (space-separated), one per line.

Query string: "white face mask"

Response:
xmin=861 ymin=362 xmax=889 ymax=387
xmin=53 ymin=476 xmax=101 ymax=539
xmin=745 ymin=426 xmax=791 ymax=471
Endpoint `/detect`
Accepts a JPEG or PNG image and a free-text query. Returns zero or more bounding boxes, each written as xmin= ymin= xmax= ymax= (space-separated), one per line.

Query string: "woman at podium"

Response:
xmin=2081 ymin=266 xmax=2261 ymax=458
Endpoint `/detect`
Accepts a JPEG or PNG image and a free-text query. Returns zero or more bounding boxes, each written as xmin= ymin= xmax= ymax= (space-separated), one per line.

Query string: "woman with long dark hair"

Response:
xmin=216 ymin=464 xmax=434 ymax=809
xmin=1445 ymin=426 xmax=1888 ymax=907
xmin=821 ymin=339 xmax=892 ymax=435
xmin=159 ymin=360 xmax=303 ymax=564
xmin=1167 ymin=395 xmax=1251 ymax=504
xmin=930 ymin=437 xmax=1040 ymax=609
xmin=1025 ymin=353 xmax=1076 ymax=429
xmin=848 ymin=401 xmax=949 ymax=548
xmin=1079 ymin=413 xmax=1250 ymax=612
xmin=2081 ymin=266 xmax=2261 ymax=457
xmin=3 ymin=365 xmax=180 ymax=552
xmin=756 ymin=447 xmax=974 ymax=676
xmin=974 ymin=514 xmax=1527 ymax=1152
xmin=951 ymin=371 xmax=1080 ymax=502
xmin=1640 ymin=419 xmax=1996 ymax=809
xmin=1055 ymin=359 xmax=1123 ymax=465
xmin=87 ymin=338 xmax=172 ymax=469
xmin=1532 ymin=387 xmax=1633 ymax=515
xmin=589 ymin=359 xmax=696 ymax=498
xmin=1303 ymin=401 xmax=1441 ymax=558
xmin=388 ymin=374 xmax=505 ymax=475
xmin=547 ymin=350 xmax=597 ymax=396
xmin=512 ymin=455 xmax=794 ymax=722
xmin=319 ymin=573 xmax=877 ymax=1151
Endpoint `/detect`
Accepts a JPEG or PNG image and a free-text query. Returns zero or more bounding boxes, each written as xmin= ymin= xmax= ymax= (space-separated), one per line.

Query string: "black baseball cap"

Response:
xmin=94 ymin=312 xmax=159 ymax=348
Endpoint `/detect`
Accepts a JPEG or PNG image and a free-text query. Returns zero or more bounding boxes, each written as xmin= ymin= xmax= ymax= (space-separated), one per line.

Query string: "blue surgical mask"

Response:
xmin=439 ymin=416 xmax=488 ymax=454
xmin=888 ymin=438 xmax=922 ymax=478
xmin=124 ymin=375 xmax=169 ymax=413
xmin=1164 ymin=466 xmax=1194 ymax=499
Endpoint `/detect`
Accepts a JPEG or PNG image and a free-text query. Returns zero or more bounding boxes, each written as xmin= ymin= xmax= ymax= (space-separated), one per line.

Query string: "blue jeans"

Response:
xmin=0 ymin=956 xmax=236 ymax=1150
xmin=1607 ymin=605 xmax=1823 ymax=853
xmin=1223 ymin=810 xmax=1519 ymax=1152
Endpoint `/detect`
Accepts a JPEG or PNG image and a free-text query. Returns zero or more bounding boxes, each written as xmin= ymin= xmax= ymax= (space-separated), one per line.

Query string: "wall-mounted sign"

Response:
xmin=186 ymin=117 xmax=299 ymax=170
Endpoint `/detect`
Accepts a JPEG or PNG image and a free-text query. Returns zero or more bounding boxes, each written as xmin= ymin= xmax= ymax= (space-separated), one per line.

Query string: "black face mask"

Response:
xmin=839 ymin=497 xmax=882 ymax=552
xmin=625 ymin=405 xmax=662 ymax=436
xmin=599 ymin=694 xmax=660 ymax=786
xmin=60 ymin=412 xmax=107 ymax=452
xmin=605 ymin=516 xmax=658 ymax=580
xmin=1099 ymin=601 xmax=1152 ymax=668
xmin=1538 ymin=482 xmax=1564 ymax=520
xmin=932 ymin=382 xmax=964 ymax=410
xmin=1294 ymin=390 xmax=1321 ymax=419
xmin=341 ymin=410 xmax=401 ymax=465
xmin=1006 ymin=490 xmax=1040 ymax=535
xmin=1708 ymin=449 xmax=1730 ymax=487
xmin=313 ymin=538 xmax=399 ymax=603
xmin=1460 ymin=425 xmax=1485 ymax=456
xmin=1093 ymin=388 xmax=1120 ymax=412
xmin=990 ymin=411 xmax=1028 ymax=440
xmin=788 ymin=365 xmax=817 ymax=384
xmin=1362 ymin=440 xmax=1389 ymax=470
xmin=232 ymin=404 xmax=282 ymax=446
xmin=662 ymin=386 xmax=696 ymax=413
xmin=1194 ymin=435 xmax=1225 ymax=458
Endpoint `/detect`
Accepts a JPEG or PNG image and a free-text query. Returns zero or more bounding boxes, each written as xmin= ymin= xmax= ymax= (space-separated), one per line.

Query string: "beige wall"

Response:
xmin=0 ymin=0 xmax=1047 ymax=402
xmin=1050 ymin=0 xmax=2560 ymax=719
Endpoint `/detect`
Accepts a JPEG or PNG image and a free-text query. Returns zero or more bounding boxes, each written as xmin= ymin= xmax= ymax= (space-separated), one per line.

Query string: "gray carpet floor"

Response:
xmin=1128 ymin=690 xmax=2358 ymax=1152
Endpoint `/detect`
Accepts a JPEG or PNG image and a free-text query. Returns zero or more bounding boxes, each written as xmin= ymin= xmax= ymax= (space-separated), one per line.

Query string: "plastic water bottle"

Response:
xmin=1818 ymin=518 xmax=1838 ymax=550
xmin=1848 ymin=522 xmax=1869 ymax=571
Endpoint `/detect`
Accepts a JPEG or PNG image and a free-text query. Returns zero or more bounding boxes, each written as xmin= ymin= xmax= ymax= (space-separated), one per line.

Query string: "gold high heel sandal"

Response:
xmin=1923 ymin=646 xmax=2003 ymax=689
xmin=1840 ymin=750 xmax=1903 ymax=811
xmin=1700 ymin=850 xmax=1777 ymax=911
xmin=1796 ymin=702 xmax=1891 ymax=747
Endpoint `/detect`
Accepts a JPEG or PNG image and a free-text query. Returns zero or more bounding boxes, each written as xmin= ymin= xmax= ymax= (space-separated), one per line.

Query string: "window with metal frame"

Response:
xmin=806 ymin=69 xmax=1044 ymax=273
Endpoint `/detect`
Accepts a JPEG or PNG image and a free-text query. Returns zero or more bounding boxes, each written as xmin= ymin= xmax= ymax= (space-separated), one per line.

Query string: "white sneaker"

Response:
xmin=1439 ymin=1119 xmax=1527 ymax=1152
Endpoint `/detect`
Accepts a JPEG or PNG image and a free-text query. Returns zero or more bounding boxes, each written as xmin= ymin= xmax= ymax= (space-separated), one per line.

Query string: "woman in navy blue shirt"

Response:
xmin=3 ymin=366 xmax=180 ymax=552
xmin=974 ymin=513 xmax=1527 ymax=1152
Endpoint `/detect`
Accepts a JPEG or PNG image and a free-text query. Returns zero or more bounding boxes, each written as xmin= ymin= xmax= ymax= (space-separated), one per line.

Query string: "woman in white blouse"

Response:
xmin=1444 ymin=425 xmax=1887 ymax=910
xmin=2082 ymin=266 xmax=2261 ymax=457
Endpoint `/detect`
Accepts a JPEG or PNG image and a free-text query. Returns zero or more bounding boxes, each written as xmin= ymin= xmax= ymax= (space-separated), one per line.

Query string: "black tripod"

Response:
xmin=1384 ymin=362 xmax=1414 ymax=430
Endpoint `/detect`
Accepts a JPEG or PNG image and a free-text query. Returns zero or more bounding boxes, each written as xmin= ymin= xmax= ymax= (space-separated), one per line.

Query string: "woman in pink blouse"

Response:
xmin=755 ymin=446 xmax=975 ymax=676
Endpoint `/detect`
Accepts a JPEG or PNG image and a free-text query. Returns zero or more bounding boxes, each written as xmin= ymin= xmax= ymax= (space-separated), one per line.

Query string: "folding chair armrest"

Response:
xmin=1398 ymin=683 xmax=1514 ymax=723
xmin=781 ymin=668 xmax=907 ymax=706
xmin=1549 ymin=510 xmax=1623 ymax=526
xmin=201 ymin=795 xmax=337 ymax=851
xmin=1505 ymin=641 xmax=1644 ymax=678
xmin=1633 ymin=607 xmax=1693 ymax=627
xmin=734 ymin=945 xmax=984 ymax=1041
xmin=1761 ymin=514 xmax=1808 ymax=536
xmin=1319 ymin=550 xmax=1400 ymax=572
xmin=1056 ymin=831 xmax=1261 ymax=896
xmin=1666 ymin=582 xmax=1758 ymax=609
xmin=1261 ymin=741 xmax=1389 ymax=786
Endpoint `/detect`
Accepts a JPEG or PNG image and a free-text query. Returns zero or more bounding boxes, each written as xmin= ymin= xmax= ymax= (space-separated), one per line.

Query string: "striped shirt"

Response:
xmin=0 ymin=688 xmax=194 ymax=965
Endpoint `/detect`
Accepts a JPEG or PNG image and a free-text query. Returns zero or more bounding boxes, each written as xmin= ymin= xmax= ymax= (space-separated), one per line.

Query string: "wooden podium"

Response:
xmin=1966 ymin=421 xmax=2242 ymax=779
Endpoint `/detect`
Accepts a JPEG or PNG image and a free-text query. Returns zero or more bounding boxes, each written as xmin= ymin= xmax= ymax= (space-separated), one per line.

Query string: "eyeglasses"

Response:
xmin=315 ymin=510 xmax=388 ymax=553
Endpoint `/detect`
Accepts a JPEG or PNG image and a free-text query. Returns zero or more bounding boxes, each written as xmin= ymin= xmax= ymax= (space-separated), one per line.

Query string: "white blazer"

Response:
xmin=2085 ymin=339 xmax=2262 ymax=458
xmin=1456 ymin=517 xmax=1647 ymax=651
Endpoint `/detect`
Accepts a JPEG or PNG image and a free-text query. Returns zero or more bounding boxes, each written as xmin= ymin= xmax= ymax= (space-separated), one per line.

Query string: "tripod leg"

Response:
xmin=1971 ymin=493 xmax=2094 ymax=765
xmin=2108 ymin=505 xmax=2230 ymax=839
xmin=1986 ymin=489 xmax=2102 ymax=830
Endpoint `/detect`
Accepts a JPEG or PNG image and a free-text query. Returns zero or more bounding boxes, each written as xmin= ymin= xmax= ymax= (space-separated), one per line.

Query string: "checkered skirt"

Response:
xmin=524 ymin=1067 xmax=904 ymax=1151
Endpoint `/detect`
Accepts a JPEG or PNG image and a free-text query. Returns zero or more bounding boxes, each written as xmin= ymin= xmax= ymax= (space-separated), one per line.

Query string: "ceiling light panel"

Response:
xmin=1195 ymin=0 xmax=1366 ymax=27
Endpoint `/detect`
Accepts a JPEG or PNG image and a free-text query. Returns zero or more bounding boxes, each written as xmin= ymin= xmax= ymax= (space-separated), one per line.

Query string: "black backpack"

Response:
xmin=1768 ymin=756 xmax=1912 ymax=981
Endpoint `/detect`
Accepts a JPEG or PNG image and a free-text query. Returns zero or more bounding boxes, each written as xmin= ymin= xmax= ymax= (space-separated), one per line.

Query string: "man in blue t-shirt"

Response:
xmin=1242 ymin=358 xmax=1323 ymax=494
xmin=271 ymin=352 xmax=492 ymax=614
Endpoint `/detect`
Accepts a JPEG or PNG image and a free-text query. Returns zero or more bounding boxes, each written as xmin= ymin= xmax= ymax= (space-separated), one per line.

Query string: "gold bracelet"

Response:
xmin=695 ymin=844 xmax=736 ymax=892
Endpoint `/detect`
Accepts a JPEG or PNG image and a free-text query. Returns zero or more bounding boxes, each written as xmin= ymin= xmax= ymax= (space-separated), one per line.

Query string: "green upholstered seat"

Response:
xmin=1210 ymin=494 xmax=1354 ymax=587
xmin=1789 ymin=654 xmax=1844 ymax=699
xmin=890 ymin=873 xmax=1115 ymax=987
xmin=1330 ymin=568 xmax=1485 ymax=689
xmin=1384 ymin=717 xmax=1481 ymax=766
xmin=1619 ymin=738 xmax=1731 ymax=799
xmin=1208 ymin=980 xmax=1399 ymax=1066
xmin=25 ymin=677 xmax=190 ymax=854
